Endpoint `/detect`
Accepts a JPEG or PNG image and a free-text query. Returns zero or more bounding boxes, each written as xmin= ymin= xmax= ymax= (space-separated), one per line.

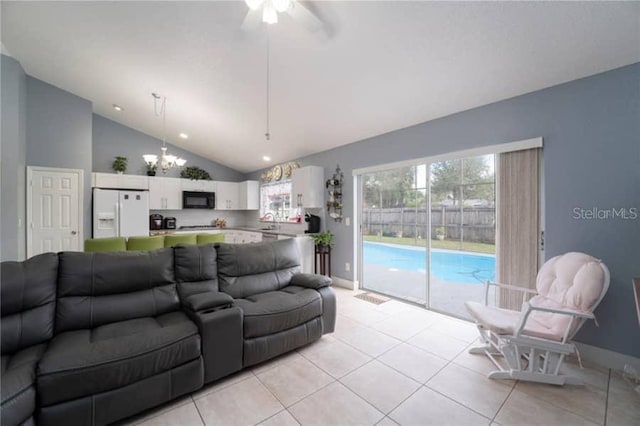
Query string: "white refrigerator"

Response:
xmin=93 ymin=188 xmax=150 ymax=238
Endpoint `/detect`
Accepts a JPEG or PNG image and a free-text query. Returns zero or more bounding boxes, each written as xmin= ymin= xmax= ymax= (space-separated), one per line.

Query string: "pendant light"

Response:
xmin=142 ymin=93 xmax=186 ymax=174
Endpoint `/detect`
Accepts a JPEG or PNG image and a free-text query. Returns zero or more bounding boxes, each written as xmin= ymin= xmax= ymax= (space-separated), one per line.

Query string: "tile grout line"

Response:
xmin=603 ymin=368 xmax=611 ymax=426
xmin=489 ymin=379 xmax=518 ymax=424
xmin=422 ymin=383 xmax=494 ymax=422
xmin=191 ymin=394 xmax=207 ymax=426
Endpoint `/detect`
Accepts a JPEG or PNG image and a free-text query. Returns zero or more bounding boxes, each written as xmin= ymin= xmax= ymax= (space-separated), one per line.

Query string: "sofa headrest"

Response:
xmin=174 ymin=243 xmax=219 ymax=298
xmin=217 ymin=239 xmax=301 ymax=298
xmin=56 ymin=249 xmax=179 ymax=332
xmin=1 ymin=253 xmax=58 ymax=354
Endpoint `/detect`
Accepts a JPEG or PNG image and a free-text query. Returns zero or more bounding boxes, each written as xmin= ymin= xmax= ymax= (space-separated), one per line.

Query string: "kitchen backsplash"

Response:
xmin=150 ymin=209 xmax=249 ymax=228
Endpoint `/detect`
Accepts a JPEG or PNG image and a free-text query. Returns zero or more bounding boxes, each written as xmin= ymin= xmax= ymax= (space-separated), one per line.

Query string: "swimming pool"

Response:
xmin=363 ymin=241 xmax=495 ymax=284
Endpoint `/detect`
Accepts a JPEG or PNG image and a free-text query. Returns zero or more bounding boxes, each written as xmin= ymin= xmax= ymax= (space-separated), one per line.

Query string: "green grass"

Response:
xmin=363 ymin=235 xmax=495 ymax=254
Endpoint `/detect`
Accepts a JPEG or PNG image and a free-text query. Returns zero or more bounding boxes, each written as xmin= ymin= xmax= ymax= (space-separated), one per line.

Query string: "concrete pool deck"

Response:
xmin=362 ymin=263 xmax=496 ymax=320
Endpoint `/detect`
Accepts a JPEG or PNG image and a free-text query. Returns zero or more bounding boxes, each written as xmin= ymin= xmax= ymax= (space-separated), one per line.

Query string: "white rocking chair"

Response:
xmin=465 ymin=252 xmax=610 ymax=385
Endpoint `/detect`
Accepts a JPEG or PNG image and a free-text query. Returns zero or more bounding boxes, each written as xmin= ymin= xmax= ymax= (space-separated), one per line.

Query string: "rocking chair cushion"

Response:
xmin=536 ymin=252 xmax=606 ymax=311
xmin=465 ymin=301 xmax=568 ymax=342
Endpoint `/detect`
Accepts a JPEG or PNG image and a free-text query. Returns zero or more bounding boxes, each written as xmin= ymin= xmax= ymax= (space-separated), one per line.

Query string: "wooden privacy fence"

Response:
xmin=362 ymin=207 xmax=495 ymax=244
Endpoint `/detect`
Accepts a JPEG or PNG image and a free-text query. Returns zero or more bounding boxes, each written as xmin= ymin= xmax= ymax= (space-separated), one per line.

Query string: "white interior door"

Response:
xmin=28 ymin=167 xmax=83 ymax=256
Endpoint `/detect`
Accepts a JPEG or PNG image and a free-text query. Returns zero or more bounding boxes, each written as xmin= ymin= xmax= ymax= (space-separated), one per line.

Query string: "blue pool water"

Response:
xmin=363 ymin=242 xmax=495 ymax=284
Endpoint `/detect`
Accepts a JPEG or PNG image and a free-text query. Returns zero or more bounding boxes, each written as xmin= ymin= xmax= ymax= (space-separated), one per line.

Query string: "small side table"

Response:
xmin=314 ymin=246 xmax=331 ymax=277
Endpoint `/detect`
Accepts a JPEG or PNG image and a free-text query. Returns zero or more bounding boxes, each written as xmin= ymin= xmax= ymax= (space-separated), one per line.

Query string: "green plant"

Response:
xmin=310 ymin=231 xmax=334 ymax=248
xmin=435 ymin=226 xmax=446 ymax=238
xmin=112 ymin=156 xmax=127 ymax=173
xmin=180 ymin=166 xmax=211 ymax=180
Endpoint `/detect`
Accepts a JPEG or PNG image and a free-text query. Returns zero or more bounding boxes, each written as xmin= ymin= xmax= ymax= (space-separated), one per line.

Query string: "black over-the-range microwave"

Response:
xmin=182 ymin=191 xmax=215 ymax=209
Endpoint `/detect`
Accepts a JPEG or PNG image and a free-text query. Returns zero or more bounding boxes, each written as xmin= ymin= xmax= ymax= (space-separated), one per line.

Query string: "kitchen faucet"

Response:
xmin=262 ymin=212 xmax=280 ymax=230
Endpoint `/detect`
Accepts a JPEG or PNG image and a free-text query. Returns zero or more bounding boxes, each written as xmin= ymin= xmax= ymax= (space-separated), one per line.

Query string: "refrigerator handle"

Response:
xmin=115 ymin=200 xmax=120 ymax=236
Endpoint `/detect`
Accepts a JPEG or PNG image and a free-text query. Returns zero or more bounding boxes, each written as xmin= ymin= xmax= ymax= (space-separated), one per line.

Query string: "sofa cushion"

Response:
xmin=234 ymin=286 xmax=322 ymax=338
xmin=217 ymin=239 xmax=302 ymax=299
xmin=56 ymin=250 xmax=178 ymax=333
xmin=1 ymin=344 xmax=46 ymax=426
xmin=37 ymin=312 xmax=200 ymax=406
xmin=1 ymin=253 xmax=58 ymax=355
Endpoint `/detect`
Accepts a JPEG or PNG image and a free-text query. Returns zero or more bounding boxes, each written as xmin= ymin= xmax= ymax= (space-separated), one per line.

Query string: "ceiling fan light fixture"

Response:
xmin=272 ymin=0 xmax=292 ymax=13
xmin=245 ymin=0 xmax=264 ymax=11
xmin=262 ymin=3 xmax=278 ymax=24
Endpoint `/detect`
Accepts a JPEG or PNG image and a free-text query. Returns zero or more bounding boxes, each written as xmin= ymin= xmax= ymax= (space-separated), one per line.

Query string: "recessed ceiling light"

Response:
xmin=112 ymin=104 xmax=123 ymax=112
xmin=262 ymin=156 xmax=271 ymax=162
xmin=179 ymin=133 xmax=189 ymax=140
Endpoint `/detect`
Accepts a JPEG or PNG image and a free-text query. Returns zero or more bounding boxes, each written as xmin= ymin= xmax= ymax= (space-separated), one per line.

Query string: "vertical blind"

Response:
xmin=497 ymin=148 xmax=541 ymax=310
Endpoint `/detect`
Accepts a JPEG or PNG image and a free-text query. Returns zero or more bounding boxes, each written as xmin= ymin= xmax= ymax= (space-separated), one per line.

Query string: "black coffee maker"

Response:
xmin=304 ymin=213 xmax=321 ymax=234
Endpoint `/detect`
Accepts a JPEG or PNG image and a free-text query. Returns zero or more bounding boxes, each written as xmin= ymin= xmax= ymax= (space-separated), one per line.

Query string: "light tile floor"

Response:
xmin=121 ymin=287 xmax=640 ymax=426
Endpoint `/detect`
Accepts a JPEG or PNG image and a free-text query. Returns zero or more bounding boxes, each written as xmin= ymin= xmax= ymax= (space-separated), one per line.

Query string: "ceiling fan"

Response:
xmin=242 ymin=0 xmax=325 ymax=33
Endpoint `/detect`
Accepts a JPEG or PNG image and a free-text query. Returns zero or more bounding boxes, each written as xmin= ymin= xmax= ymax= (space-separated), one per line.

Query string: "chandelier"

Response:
xmin=143 ymin=93 xmax=186 ymax=174
xmin=246 ymin=0 xmax=292 ymax=24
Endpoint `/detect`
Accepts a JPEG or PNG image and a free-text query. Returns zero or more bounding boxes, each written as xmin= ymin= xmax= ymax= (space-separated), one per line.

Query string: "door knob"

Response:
xmin=71 ymin=231 xmax=77 ymax=235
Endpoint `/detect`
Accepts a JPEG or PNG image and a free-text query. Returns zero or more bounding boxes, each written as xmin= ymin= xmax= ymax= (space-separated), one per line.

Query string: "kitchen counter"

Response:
xmin=150 ymin=227 xmax=303 ymax=238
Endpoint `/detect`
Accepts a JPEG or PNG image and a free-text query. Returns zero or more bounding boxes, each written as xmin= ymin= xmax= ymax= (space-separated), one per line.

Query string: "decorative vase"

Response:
xmin=116 ymin=171 xmax=124 ymax=175
xmin=147 ymin=171 xmax=156 ymax=176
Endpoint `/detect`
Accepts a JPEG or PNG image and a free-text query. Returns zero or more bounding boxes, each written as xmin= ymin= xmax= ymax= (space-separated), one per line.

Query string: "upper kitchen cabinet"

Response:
xmin=181 ymin=178 xmax=214 ymax=192
xmin=92 ymin=172 xmax=148 ymax=190
xmin=214 ymin=181 xmax=240 ymax=210
xmin=238 ymin=180 xmax=259 ymax=210
xmin=148 ymin=177 xmax=182 ymax=210
xmin=291 ymin=166 xmax=324 ymax=209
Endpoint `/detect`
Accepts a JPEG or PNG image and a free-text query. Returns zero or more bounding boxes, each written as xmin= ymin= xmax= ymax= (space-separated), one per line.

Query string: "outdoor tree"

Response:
xmin=363 ymin=167 xmax=416 ymax=208
xmin=430 ymin=156 xmax=494 ymax=206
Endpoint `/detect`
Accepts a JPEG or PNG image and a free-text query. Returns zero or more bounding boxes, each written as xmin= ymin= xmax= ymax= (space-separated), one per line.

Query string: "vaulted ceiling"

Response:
xmin=3 ymin=1 xmax=639 ymax=172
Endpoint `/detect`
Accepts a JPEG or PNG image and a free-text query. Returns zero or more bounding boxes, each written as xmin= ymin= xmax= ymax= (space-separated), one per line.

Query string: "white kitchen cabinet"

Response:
xmin=295 ymin=236 xmax=315 ymax=274
xmin=221 ymin=230 xmax=261 ymax=244
xmin=148 ymin=177 xmax=182 ymax=210
xmin=92 ymin=172 xmax=148 ymax=190
xmin=291 ymin=166 xmax=324 ymax=209
xmin=238 ymin=180 xmax=259 ymax=210
xmin=220 ymin=230 xmax=239 ymax=243
xmin=244 ymin=231 xmax=262 ymax=244
xmin=215 ymin=181 xmax=240 ymax=210
xmin=181 ymin=179 xmax=214 ymax=192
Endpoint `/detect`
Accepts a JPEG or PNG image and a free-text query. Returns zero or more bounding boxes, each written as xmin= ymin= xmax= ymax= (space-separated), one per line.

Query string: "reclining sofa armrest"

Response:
xmin=185 ymin=306 xmax=244 ymax=384
xmin=183 ymin=292 xmax=234 ymax=313
xmin=290 ymin=273 xmax=332 ymax=289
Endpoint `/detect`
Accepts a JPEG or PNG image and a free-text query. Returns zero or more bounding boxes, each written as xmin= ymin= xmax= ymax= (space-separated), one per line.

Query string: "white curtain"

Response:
xmin=497 ymin=148 xmax=541 ymax=310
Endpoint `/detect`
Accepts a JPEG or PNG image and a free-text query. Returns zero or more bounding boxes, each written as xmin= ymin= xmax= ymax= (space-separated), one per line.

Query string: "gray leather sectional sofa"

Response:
xmin=0 ymin=238 xmax=335 ymax=426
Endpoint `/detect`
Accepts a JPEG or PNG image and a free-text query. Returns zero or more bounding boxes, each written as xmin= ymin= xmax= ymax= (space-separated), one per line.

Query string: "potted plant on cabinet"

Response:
xmin=145 ymin=162 xmax=157 ymax=176
xmin=180 ymin=166 xmax=212 ymax=180
xmin=112 ymin=156 xmax=128 ymax=174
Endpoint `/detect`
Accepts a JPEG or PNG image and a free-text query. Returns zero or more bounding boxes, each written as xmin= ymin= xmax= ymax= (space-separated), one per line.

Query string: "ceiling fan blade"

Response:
xmin=287 ymin=1 xmax=325 ymax=33
xmin=241 ymin=9 xmax=262 ymax=32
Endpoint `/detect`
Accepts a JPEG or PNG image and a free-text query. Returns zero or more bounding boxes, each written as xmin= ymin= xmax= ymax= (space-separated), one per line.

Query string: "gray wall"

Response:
xmin=26 ymin=76 xmax=93 ymax=241
xmin=93 ymin=114 xmax=244 ymax=182
xmin=247 ymin=63 xmax=640 ymax=357
xmin=1 ymin=54 xmax=26 ymax=261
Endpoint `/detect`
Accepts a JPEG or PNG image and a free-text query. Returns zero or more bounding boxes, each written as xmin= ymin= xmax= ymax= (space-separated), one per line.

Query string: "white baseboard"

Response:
xmin=575 ymin=342 xmax=640 ymax=372
xmin=331 ymin=276 xmax=358 ymax=290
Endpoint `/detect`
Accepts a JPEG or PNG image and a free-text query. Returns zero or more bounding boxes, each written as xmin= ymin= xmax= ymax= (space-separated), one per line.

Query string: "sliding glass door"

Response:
xmin=359 ymin=155 xmax=496 ymax=319
xmin=360 ymin=165 xmax=428 ymax=304
xmin=428 ymin=155 xmax=496 ymax=319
